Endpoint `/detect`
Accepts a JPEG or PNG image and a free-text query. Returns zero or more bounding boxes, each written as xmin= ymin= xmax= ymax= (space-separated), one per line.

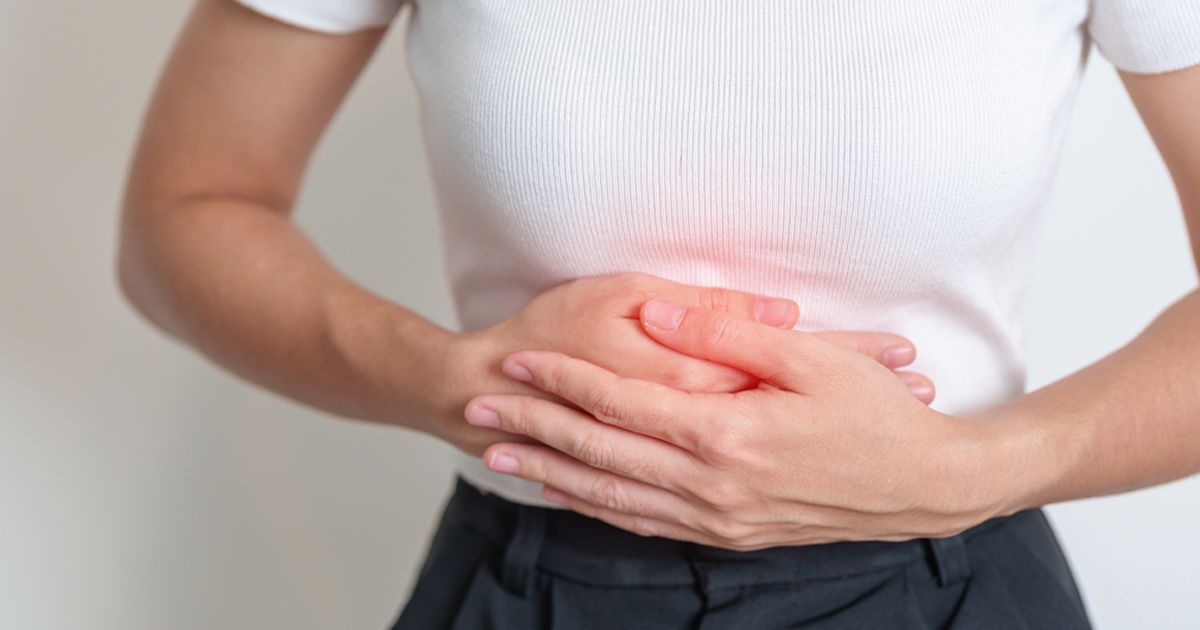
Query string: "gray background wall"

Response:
xmin=2 ymin=2 xmax=1197 ymax=628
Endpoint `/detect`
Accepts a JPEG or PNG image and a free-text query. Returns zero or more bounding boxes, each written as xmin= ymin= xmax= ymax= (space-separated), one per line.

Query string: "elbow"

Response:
xmin=114 ymin=231 xmax=146 ymax=319
xmin=113 ymin=199 xmax=173 ymax=336
xmin=113 ymin=204 xmax=151 ymax=321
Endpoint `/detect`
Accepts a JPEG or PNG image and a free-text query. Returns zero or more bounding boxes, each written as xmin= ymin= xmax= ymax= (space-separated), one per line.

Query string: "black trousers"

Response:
xmin=391 ymin=477 xmax=1092 ymax=629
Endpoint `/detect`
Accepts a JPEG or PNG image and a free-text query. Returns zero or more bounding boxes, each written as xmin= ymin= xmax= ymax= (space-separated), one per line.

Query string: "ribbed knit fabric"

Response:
xmin=236 ymin=0 xmax=1200 ymax=508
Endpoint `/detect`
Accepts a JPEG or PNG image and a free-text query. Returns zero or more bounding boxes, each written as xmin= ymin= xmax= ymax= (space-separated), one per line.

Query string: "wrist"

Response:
xmin=402 ymin=319 xmax=464 ymax=436
xmin=425 ymin=327 xmax=493 ymax=439
xmin=957 ymin=403 xmax=1071 ymax=519
xmin=321 ymin=287 xmax=457 ymax=431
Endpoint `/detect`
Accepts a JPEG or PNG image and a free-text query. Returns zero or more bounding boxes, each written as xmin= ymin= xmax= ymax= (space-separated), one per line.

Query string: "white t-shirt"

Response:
xmin=236 ymin=0 xmax=1200 ymax=508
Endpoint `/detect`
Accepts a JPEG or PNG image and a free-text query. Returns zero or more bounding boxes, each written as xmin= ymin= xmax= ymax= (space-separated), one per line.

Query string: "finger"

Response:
xmin=670 ymin=286 xmax=799 ymax=329
xmin=465 ymin=394 xmax=697 ymax=490
xmin=540 ymin=486 xmax=727 ymax=547
xmin=609 ymin=317 xmax=758 ymax=393
xmin=809 ymin=331 xmax=917 ymax=368
xmin=499 ymin=350 xmax=711 ymax=451
xmin=482 ymin=442 xmax=708 ymax=526
xmin=618 ymin=273 xmax=799 ymax=328
xmin=639 ymin=299 xmax=834 ymax=391
xmin=896 ymin=371 xmax=936 ymax=404
xmin=545 ymin=487 xmax=897 ymax=549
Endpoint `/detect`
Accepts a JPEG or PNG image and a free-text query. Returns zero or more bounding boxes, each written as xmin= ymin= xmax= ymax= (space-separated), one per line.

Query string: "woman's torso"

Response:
xmin=402 ymin=0 xmax=1093 ymax=506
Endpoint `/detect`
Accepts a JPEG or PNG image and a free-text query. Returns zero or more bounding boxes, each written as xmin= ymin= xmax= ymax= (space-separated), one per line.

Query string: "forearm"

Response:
xmin=116 ymin=196 xmax=453 ymax=432
xmin=970 ymin=287 xmax=1200 ymax=514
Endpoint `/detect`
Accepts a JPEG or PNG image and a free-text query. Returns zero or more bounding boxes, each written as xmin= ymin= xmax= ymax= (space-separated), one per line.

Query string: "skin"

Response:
xmin=117 ymin=0 xmax=932 ymax=464
xmin=472 ymin=64 xmax=1200 ymax=549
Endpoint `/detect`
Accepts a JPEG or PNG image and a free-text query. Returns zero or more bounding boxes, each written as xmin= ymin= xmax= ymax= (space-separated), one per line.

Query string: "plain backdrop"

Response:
xmin=2 ymin=2 xmax=1198 ymax=629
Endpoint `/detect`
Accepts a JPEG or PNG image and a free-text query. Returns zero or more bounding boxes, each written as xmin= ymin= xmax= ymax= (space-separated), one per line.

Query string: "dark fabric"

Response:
xmin=390 ymin=477 xmax=1092 ymax=629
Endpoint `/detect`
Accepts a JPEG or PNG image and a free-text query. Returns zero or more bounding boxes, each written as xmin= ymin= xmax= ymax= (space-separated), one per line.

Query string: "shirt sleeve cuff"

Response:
xmin=232 ymin=0 xmax=399 ymax=35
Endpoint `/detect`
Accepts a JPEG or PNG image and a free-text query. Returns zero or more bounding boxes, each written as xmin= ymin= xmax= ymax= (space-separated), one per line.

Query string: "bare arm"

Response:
xmin=973 ymin=63 xmax=1200 ymax=510
xmin=117 ymin=0 xmax=451 ymax=431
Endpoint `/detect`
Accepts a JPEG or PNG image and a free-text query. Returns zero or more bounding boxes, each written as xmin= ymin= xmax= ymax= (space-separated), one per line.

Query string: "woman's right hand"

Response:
xmin=423 ymin=272 xmax=934 ymax=456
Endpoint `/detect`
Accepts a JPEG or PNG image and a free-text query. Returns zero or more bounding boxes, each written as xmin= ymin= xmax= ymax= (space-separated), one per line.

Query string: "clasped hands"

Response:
xmin=439 ymin=273 xmax=1007 ymax=550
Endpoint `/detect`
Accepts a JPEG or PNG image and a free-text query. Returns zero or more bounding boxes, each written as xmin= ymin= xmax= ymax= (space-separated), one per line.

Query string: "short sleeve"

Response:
xmin=233 ymin=0 xmax=403 ymax=34
xmin=1088 ymin=0 xmax=1200 ymax=74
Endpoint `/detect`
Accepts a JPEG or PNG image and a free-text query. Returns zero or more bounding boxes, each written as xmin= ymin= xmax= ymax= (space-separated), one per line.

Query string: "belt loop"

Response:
xmin=500 ymin=503 xmax=546 ymax=597
xmin=924 ymin=533 xmax=971 ymax=587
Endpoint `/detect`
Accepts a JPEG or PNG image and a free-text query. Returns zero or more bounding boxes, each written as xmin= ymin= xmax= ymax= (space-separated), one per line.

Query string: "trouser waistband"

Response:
xmin=445 ymin=477 xmax=1027 ymax=595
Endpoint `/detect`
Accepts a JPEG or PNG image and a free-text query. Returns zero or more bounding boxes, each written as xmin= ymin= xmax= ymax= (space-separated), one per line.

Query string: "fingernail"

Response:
xmin=883 ymin=345 xmax=916 ymax=368
xmin=753 ymin=297 xmax=795 ymax=327
xmin=908 ymin=382 xmax=934 ymax=400
xmin=501 ymin=359 xmax=533 ymax=382
xmin=642 ymin=299 xmax=685 ymax=331
xmin=488 ymin=452 xmax=520 ymax=474
xmin=542 ymin=486 xmax=571 ymax=505
xmin=465 ymin=404 xmax=500 ymax=428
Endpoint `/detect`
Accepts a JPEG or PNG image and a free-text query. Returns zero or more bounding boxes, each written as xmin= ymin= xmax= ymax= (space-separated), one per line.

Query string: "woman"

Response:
xmin=116 ymin=0 xmax=1200 ymax=627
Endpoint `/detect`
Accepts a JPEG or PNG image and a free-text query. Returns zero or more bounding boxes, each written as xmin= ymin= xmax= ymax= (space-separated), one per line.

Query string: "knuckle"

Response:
xmin=662 ymin=365 xmax=700 ymax=391
xmin=646 ymin=394 xmax=680 ymax=429
xmin=507 ymin=398 xmax=537 ymax=433
xmin=842 ymin=348 xmax=877 ymax=371
xmin=698 ymin=313 xmax=739 ymax=348
xmin=706 ymin=516 xmax=753 ymax=545
xmin=626 ymin=516 xmax=660 ymax=538
xmin=622 ymin=454 xmax=662 ymax=485
xmin=702 ymin=478 xmax=744 ymax=512
xmin=694 ymin=431 xmax=726 ymax=462
xmin=696 ymin=287 xmax=737 ymax=312
xmin=532 ymin=360 xmax=561 ymax=392
xmin=572 ymin=431 xmax=617 ymax=471
xmin=583 ymin=381 xmax=624 ymax=424
xmin=834 ymin=334 xmax=871 ymax=357
xmin=587 ymin=475 xmax=631 ymax=512
xmin=515 ymin=452 xmax=548 ymax=482
xmin=699 ymin=422 xmax=753 ymax=466
xmin=541 ymin=357 xmax=583 ymax=396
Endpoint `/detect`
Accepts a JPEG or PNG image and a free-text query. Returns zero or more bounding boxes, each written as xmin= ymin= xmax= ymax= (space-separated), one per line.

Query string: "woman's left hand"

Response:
xmin=464 ymin=299 xmax=1010 ymax=550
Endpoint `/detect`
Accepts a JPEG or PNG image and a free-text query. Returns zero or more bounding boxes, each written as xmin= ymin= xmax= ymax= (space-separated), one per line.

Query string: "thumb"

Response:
xmin=639 ymin=298 xmax=827 ymax=390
